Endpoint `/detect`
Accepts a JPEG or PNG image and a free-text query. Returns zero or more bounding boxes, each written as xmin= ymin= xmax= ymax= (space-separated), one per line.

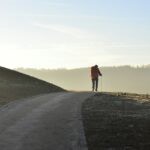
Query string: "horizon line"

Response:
xmin=11 ymin=64 xmax=150 ymax=70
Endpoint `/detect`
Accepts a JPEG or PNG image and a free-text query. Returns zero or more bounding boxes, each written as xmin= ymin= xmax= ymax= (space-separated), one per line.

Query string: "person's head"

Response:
xmin=95 ymin=65 xmax=98 ymax=68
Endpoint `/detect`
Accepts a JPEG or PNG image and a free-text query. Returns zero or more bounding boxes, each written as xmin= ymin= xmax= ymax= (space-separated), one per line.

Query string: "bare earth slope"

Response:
xmin=0 ymin=92 xmax=94 ymax=150
xmin=0 ymin=66 xmax=64 ymax=105
xmin=82 ymin=93 xmax=150 ymax=150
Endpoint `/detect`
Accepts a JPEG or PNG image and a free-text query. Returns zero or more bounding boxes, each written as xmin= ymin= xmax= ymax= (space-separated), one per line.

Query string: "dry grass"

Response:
xmin=0 ymin=66 xmax=65 ymax=105
xmin=82 ymin=93 xmax=150 ymax=150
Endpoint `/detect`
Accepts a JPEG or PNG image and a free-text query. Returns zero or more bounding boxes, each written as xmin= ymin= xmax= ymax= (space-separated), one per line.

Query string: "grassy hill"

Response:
xmin=0 ymin=66 xmax=64 ymax=105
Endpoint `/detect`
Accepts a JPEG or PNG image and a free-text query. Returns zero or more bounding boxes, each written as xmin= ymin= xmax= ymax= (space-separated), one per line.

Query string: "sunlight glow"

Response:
xmin=0 ymin=0 xmax=149 ymax=69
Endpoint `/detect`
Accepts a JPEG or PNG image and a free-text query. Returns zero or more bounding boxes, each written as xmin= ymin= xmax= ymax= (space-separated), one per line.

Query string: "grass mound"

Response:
xmin=0 ymin=66 xmax=65 ymax=105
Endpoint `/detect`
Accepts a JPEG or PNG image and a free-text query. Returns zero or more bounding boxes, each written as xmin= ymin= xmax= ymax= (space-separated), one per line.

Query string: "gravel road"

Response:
xmin=0 ymin=92 xmax=94 ymax=150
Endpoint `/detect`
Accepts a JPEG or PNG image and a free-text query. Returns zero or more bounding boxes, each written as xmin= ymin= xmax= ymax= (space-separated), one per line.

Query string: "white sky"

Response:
xmin=0 ymin=0 xmax=150 ymax=69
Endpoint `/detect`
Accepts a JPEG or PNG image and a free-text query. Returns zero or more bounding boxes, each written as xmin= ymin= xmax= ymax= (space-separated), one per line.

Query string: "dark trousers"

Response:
xmin=92 ymin=78 xmax=98 ymax=91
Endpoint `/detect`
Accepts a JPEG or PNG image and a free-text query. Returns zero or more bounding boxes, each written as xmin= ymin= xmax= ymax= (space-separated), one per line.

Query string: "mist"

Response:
xmin=16 ymin=65 xmax=150 ymax=94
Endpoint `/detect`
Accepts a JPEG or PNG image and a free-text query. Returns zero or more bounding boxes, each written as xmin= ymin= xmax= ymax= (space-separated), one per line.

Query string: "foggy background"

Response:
xmin=16 ymin=65 xmax=150 ymax=94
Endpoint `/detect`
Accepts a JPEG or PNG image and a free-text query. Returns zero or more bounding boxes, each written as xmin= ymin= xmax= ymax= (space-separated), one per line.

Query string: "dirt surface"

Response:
xmin=0 ymin=92 xmax=94 ymax=150
xmin=82 ymin=93 xmax=150 ymax=150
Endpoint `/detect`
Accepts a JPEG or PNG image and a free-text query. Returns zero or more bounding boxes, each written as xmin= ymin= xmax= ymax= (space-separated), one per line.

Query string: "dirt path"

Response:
xmin=82 ymin=93 xmax=150 ymax=150
xmin=0 ymin=92 xmax=94 ymax=150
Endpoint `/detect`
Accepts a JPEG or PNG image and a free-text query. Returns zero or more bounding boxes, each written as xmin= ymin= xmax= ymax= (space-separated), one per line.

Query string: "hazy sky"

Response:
xmin=0 ymin=0 xmax=150 ymax=69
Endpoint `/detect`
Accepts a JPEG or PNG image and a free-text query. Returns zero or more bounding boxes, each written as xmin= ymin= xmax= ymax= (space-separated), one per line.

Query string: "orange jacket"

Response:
xmin=91 ymin=66 xmax=102 ymax=79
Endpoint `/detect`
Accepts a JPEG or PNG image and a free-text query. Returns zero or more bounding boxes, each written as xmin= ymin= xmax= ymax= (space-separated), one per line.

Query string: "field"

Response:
xmin=82 ymin=93 xmax=150 ymax=150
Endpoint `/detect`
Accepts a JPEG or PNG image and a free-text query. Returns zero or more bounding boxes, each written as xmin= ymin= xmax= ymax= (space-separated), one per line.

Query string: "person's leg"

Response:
xmin=95 ymin=78 xmax=99 ymax=91
xmin=94 ymin=79 xmax=96 ymax=91
xmin=92 ymin=79 xmax=95 ymax=91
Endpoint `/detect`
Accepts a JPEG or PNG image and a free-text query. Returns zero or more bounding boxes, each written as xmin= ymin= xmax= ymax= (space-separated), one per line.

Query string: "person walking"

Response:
xmin=91 ymin=65 xmax=102 ymax=92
